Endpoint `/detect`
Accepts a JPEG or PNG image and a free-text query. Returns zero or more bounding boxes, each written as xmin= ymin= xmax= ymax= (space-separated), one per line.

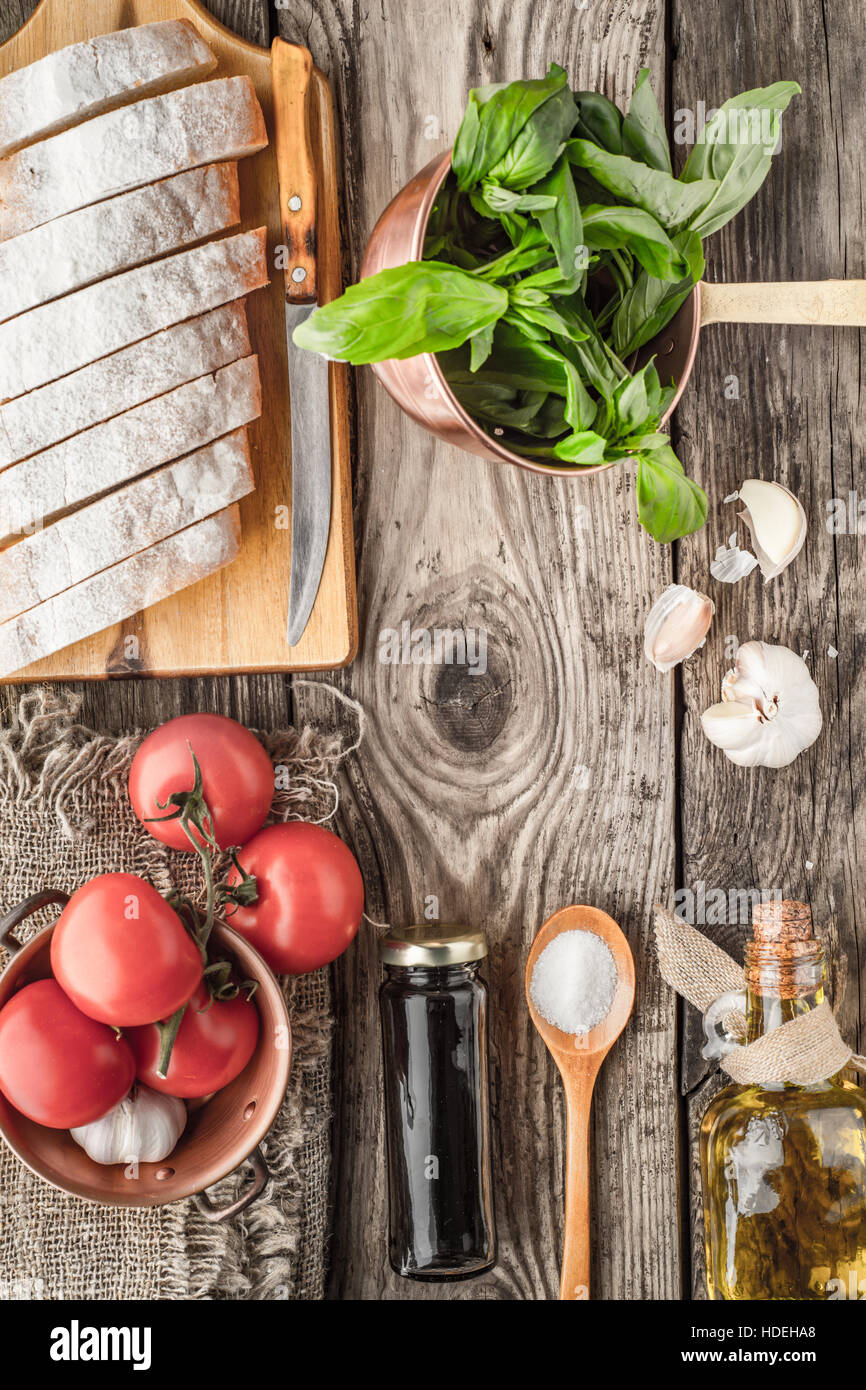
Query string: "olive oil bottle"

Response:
xmin=700 ymin=900 xmax=866 ymax=1300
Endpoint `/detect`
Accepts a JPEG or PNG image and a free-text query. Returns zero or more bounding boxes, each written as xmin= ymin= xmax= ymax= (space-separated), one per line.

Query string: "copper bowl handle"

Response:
xmin=0 ymin=890 xmax=69 ymax=958
xmin=192 ymin=1145 xmax=270 ymax=1224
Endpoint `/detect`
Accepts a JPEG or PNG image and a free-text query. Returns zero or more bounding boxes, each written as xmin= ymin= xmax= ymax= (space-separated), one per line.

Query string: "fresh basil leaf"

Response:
xmin=612 ymin=361 xmax=654 ymax=435
xmin=682 ymin=81 xmax=800 ymax=183
xmin=293 ymin=262 xmax=508 ymax=364
xmin=452 ymin=65 xmax=570 ymax=191
xmin=581 ymin=204 xmax=689 ymax=281
xmin=552 ymin=429 xmax=608 ymax=465
xmin=502 ymin=308 xmax=553 ymax=342
xmin=450 ymin=379 xmax=549 ymax=431
xmin=469 ymin=320 xmax=496 ymax=370
xmin=636 ymin=444 xmax=708 ymax=541
xmin=572 ymin=90 xmax=624 ymax=152
xmin=486 ymin=83 xmax=578 ymax=190
xmin=531 ymin=155 xmax=584 ymax=280
xmin=563 ymin=362 xmax=596 ymax=430
xmin=472 ymin=220 xmax=551 ymax=279
xmin=683 ymin=83 xmax=801 ymax=237
xmin=480 ymin=181 xmax=558 ymax=213
xmin=622 ymin=68 xmax=671 ymax=173
xmin=567 ymin=138 xmax=717 ymax=229
xmin=612 ymin=229 xmax=705 ymax=356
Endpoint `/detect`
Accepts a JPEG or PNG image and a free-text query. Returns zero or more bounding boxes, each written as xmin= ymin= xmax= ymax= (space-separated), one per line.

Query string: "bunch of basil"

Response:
xmin=294 ymin=65 xmax=799 ymax=542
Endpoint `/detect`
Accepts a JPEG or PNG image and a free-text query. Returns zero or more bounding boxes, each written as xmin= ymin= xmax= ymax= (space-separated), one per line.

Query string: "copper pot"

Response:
xmin=361 ymin=151 xmax=864 ymax=476
xmin=0 ymin=891 xmax=291 ymax=1221
xmin=360 ymin=150 xmax=698 ymax=478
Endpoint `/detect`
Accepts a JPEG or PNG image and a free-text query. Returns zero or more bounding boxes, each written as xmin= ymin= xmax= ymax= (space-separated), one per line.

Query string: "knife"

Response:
xmin=271 ymin=39 xmax=332 ymax=648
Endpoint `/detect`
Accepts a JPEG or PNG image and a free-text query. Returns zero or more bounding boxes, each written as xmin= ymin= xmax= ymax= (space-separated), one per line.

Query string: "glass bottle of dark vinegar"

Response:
xmin=378 ymin=925 xmax=496 ymax=1280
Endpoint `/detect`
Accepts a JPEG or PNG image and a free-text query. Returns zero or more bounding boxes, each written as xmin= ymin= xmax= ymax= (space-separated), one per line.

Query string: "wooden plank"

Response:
xmin=0 ymin=0 xmax=357 ymax=678
xmin=280 ymin=0 xmax=682 ymax=1300
xmin=671 ymin=0 xmax=866 ymax=1299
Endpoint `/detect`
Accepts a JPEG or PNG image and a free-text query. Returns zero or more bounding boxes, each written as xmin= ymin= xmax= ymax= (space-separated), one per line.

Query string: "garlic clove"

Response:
xmin=701 ymin=701 xmax=764 ymax=760
xmin=738 ymin=479 xmax=806 ymax=581
xmin=644 ymin=584 xmax=715 ymax=673
xmin=701 ymin=640 xmax=822 ymax=768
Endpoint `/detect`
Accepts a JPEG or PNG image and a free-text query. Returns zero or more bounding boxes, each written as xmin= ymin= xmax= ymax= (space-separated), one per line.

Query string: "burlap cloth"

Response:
xmin=0 ymin=689 xmax=361 ymax=1301
xmin=654 ymin=905 xmax=866 ymax=1086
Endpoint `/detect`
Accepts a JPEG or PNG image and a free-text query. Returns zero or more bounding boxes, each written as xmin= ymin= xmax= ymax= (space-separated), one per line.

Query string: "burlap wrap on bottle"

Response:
xmin=654 ymin=906 xmax=866 ymax=1086
xmin=0 ymin=689 xmax=362 ymax=1301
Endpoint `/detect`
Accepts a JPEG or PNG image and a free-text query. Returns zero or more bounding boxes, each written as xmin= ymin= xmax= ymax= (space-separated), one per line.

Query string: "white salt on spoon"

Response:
xmin=529 ymin=929 xmax=617 ymax=1036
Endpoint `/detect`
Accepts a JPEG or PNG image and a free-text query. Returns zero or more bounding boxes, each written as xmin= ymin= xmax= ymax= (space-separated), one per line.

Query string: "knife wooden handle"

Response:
xmin=271 ymin=39 xmax=318 ymax=306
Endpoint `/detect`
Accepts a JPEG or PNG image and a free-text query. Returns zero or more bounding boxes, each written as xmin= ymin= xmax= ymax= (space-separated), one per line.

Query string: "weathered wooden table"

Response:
xmin=0 ymin=0 xmax=861 ymax=1300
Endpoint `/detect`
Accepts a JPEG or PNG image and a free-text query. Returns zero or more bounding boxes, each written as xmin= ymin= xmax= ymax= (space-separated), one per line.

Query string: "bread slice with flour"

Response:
xmin=0 ymin=431 xmax=253 ymax=624
xmin=0 ymin=507 xmax=242 ymax=679
xmin=0 ymin=75 xmax=267 ymax=240
xmin=0 ymin=163 xmax=241 ymax=323
xmin=0 ymin=301 xmax=251 ymax=468
xmin=0 ymin=228 xmax=268 ymax=401
xmin=0 ymin=20 xmax=217 ymax=159
xmin=0 ymin=356 xmax=261 ymax=543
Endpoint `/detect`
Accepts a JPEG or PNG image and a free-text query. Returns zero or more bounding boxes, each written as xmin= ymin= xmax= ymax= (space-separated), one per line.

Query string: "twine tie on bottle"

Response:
xmin=654 ymin=906 xmax=866 ymax=1086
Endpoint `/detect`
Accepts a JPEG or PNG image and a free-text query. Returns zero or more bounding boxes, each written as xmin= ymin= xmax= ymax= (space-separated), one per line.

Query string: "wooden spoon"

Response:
xmin=525 ymin=904 xmax=635 ymax=1300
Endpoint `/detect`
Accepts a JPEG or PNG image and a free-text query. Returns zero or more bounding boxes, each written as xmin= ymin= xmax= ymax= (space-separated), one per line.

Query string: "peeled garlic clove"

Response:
xmin=701 ymin=640 xmax=822 ymax=768
xmin=738 ymin=479 xmax=806 ymax=581
xmin=644 ymin=584 xmax=715 ymax=673
xmin=710 ymin=541 xmax=759 ymax=584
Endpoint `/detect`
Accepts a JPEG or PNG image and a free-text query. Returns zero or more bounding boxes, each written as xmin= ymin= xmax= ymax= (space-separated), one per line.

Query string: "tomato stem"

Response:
xmin=156 ymin=1003 xmax=187 ymax=1078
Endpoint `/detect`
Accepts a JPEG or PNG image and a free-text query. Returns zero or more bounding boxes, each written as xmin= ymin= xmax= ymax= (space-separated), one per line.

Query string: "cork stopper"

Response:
xmin=752 ymin=899 xmax=813 ymax=943
xmin=746 ymin=900 xmax=820 ymax=997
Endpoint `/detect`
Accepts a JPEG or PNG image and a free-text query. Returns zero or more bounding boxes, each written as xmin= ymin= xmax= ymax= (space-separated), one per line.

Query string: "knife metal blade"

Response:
xmin=271 ymin=39 xmax=333 ymax=649
xmin=284 ymin=303 xmax=332 ymax=646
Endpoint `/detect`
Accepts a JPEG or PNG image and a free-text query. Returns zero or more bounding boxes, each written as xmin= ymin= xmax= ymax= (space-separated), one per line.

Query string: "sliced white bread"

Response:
xmin=0 ymin=75 xmax=267 ymax=240
xmin=0 ymin=356 xmax=261 ymax=542
xmin=0 ymin=507 xmax=242 ymax=678
xmin=0 ymin=301 xmax=251 ymax=468
xmin=0 ymin=227 xmax=268 ymax=401
xmin=0 ymin=430 xmax=253 ymax=623
xmin=0 ymin=163 xmax=241 ymax=324
xmin=0 ymin=20 xmax=217 ymax=159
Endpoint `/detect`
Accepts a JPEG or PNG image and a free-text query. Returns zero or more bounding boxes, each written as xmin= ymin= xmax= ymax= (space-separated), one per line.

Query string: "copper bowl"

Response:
xmin=360 ymin=150 xmax=701 ymax=478
xmin=0 ymin=892 xmax=291 ymax=1220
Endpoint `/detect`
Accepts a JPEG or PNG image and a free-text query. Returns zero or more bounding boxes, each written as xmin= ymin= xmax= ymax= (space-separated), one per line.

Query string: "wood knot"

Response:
xmin=428 ymin=649 xmax=511 ymax=754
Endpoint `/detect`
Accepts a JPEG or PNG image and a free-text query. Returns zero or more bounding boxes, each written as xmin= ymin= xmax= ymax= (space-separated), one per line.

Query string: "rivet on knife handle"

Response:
xmin=272 ymin=40 xmax=318 ymax=306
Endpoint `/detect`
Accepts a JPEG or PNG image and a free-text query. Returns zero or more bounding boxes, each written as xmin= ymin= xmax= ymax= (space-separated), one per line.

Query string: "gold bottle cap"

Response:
xmin=378 ymin=924 xmax=487 ymax=967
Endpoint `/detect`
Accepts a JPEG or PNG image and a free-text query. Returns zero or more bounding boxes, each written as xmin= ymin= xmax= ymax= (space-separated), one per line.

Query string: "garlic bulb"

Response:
xmin=645 ymin=584 xmax=715 ymax=672
xmin=701 ymin=641 xmax=822 ymax=768
xmin=738 ymin=479 xmax=806 ymax=581
xmin=71 ymin=1085 xmax=186 ymax=1166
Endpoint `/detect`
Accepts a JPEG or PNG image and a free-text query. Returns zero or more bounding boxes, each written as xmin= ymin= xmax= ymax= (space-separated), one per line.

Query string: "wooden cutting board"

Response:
xmin=0 ymin=0 xmax=357 ymax=678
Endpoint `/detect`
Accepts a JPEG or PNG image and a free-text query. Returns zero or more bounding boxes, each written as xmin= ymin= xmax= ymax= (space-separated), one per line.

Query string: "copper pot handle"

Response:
xmin=0 ymin=889 xmax=70 ymax=957
xmin=192 ymin=1145 xmax=270 ymax=1224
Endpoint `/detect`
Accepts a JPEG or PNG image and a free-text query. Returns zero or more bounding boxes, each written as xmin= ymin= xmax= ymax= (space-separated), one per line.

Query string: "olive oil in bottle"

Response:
xmin=700 ymin=900 xmax=866 ymax=1300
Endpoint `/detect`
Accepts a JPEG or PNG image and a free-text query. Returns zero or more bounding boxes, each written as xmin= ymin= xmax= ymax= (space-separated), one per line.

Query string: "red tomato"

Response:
xmin=128 ymin=983 xmax=259 ymax=1098
xmin=0 ymin=980 xmax=135 ymax=1128
xmin=128 ymin=713 xmax=273 ymax=852
xmin=226 ymin=822 xmax=364 ymax=975
xmin=51 ymin=873 xmax=202 ymax=1027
